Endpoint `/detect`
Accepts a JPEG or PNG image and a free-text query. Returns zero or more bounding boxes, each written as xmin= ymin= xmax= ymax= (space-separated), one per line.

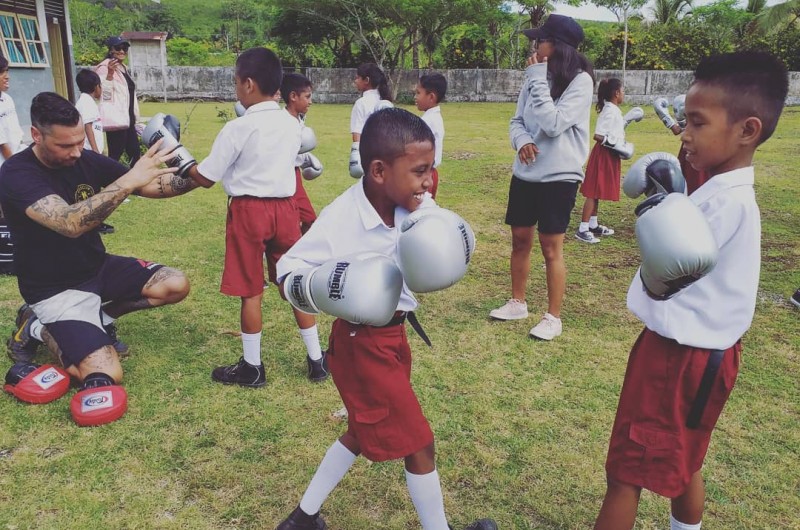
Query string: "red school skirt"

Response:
xmin=580 ymin=142 xmax=621 ymax=201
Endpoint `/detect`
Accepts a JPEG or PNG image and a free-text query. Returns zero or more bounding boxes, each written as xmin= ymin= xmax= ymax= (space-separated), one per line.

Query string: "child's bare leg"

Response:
xmin=404 ymin=442 xmax=436 ymax=474
xmin=240 ymin=294 xmax=263 ymax=333
xmin=671 ymin=470 xmax=704 ymax=524
xmin=594 ymin=478 xmax=641 ymax=530
xmin=581 ymin=197 xmax=597 ymax=223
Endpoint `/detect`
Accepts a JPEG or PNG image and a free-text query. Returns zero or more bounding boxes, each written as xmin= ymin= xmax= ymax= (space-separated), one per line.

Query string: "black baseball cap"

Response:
xmin=523 ymin=14 xmax=584 ymax=49
xmin=106 ymin=36 xmax=129 ymax=48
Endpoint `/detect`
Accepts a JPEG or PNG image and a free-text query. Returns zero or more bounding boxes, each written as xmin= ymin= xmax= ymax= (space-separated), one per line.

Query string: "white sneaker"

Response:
xmin=489 ymin=299 xmax=529 ymax=320
xmin=529 ymin=313 xmax=562 ymax=340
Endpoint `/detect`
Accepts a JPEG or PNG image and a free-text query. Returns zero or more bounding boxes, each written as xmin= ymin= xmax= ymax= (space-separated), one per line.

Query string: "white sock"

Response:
xmin=29 ymin=319 xmax=44 ymax=341
xmin=589 ymin=216 xmax=599 ymax=229
xmin=101 ymin=311 xmax=115 ymax=326
xmin=670 ymin=513 xmax=702 ymax=530
xmin=299 ymin=440 xmax=357 ymax=515
xmin=300 ymin=325 xmax=322 ymax=361
xmin=406 ymin=469 xmax=448 ymax=530
xmin=579 ymin=221 xmax=590 ymax=232
xmin=241 ymin=331 xmax=262 ymax=366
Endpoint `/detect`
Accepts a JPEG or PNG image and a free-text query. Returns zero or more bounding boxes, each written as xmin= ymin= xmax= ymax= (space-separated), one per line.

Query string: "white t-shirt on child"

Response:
xmin=76 ymin=93 xmax=105 ymax=153
xmin=0 ymin=91 xmax=25 ymax=167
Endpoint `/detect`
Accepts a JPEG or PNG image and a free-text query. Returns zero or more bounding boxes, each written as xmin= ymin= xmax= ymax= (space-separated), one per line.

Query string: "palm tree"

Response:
xmin=650 ymin=0 xmax=693 ymax=24
xmin=757 ymin=0 xmax=800 ymax=31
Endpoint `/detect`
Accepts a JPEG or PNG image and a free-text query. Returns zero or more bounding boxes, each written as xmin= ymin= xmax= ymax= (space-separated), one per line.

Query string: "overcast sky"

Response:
xmin=547 ymin=0 xmax=785 ymax=22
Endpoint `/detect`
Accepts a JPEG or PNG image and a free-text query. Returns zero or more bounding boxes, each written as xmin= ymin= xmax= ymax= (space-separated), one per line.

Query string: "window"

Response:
xmin=0 ymin=11 xmax=48 ymax=67
xmin=18 ymin=15 xmax=46 ymax=65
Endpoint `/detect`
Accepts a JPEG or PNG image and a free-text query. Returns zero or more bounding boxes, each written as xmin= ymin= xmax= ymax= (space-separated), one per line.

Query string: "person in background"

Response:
xmin=75 ymin=69 xmax=104 ymax=155
xmin=490 ymin=14 xmax=595 ymax=341
xmin=414 ymin=73 xmax=447 ymax=200
xmin=0 ymin=55 xmax=26 ymax=169
xmin=348 ymin=62 xmax=393 ymax=178
xmin=576 ymin=77 xmax=631 ymax=243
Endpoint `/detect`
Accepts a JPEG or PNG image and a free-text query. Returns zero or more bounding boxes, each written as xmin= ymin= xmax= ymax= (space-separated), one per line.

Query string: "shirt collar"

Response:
xmin=425 ymin=105 xmax=441 ymax=115
xmin=354 ymin=179 xmax=393 ymax=231
xmin=690 ymin=166 xmax=755 ymax=204
xmin=244 ymin=100 xmax=280 ymax=114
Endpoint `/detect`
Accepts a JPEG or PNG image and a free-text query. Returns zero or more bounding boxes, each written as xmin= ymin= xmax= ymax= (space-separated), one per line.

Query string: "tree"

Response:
xmin=592 ymin=0 xmax=647 ymax=84
xmin=757 ymin=0 xmax=800 ymax=32
xmin=649 ymin=0 xmax=693 ymax=24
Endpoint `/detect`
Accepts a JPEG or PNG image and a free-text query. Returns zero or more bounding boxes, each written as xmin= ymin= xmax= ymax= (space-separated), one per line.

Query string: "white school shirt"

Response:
xmin=594 ymin=101 xmax=625 ymax=143
xmin=350 ymin=88 xmax=381 ymax=134
xmin=75 ymin=93 xmax=105 ymax=153
xmin=277 ymin=180 xmax=436 ymax=312
xmin=627 ymin=166 xmax=760 ymax=350
xmin=421 ymin=105 xmax=444 ymax=168
xmin=0 ymin=92 xmax=24 ymax=167
xmin=197 ymin=100 xmax=301 ymax=198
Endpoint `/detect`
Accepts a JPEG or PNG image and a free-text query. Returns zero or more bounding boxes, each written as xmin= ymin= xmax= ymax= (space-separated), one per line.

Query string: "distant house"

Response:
xmin=0 ymin=0 xmax=74 ymax=131
xmin=121 ymin=31 xmax=168 ymax=101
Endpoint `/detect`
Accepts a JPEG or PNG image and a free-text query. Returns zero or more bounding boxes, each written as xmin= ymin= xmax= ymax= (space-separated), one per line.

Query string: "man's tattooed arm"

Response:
xmin=25 ymin=183 xmax=130 ymax=237
xmin=135 ymin=173 xmax=200 ymax=199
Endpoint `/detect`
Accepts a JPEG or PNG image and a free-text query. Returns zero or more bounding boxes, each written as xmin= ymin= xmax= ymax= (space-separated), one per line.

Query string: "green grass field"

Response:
xmin=1 ymin=101 xmax=798 ymax=530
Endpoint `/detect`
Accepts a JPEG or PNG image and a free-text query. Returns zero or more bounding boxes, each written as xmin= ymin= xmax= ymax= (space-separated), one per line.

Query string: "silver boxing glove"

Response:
xmin=398 ymin=208 xmax=476 ymax=293
xmin=634 ymin=193 xmax=718 ymax=300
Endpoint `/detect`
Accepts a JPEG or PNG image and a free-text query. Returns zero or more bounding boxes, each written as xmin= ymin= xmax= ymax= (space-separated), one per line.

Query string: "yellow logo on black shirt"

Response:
xmin=75 ymin=184 xmax=94 ymax=202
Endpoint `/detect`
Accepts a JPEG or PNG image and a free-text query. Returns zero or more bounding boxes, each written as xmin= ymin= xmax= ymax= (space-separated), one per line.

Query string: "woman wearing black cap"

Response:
xmin=489 ymin=14 xmax=595 ymax=341
xmin=96 ymin=36 xmax=141 ymax=167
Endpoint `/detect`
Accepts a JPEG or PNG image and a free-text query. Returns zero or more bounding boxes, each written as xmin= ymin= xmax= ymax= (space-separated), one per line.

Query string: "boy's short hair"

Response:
xmin=0 ymin=55 xmax=8 ymax=73
xmin=31 ymin=92 xmax=81 ymax=133
xmin=76 ymin=69 xmax=101 ymax=94
xmin=360 ymin=108 xmax=435 ymax=171
xmin=418 ymin=73 xmax=447 ymax=103
xmin=235 ymin=47 xmax=282 ymax=96
xmin=692 ymin=51 xmax=788 ymax=144
xmin=280 ymin=72 xmax=312 ymax=105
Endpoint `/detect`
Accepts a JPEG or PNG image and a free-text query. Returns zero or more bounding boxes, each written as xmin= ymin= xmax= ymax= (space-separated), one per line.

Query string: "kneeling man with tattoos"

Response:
xmin=0 ymin=92 xmax=199 ymax=425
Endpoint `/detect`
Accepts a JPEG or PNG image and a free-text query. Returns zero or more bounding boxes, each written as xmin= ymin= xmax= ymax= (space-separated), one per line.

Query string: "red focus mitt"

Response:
xmin=70 ymin=372 xmax=128 ymax=427
xmin=4 ymin=362 xmax=70 ymax=404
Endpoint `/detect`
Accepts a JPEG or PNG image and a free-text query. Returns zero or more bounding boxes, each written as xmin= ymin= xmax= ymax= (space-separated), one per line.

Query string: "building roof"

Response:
xmin=120 ymin=31 xmax=168 ymax=41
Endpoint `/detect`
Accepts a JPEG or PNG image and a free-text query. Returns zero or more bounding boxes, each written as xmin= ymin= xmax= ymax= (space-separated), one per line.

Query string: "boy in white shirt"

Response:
xmin=594 ymin=51 xmax=789 ymax=530
xmin=414 ymin=73 xmax=446 ymax=199
xmin=183 ymin=47 xmax=323 ymax=388
xmin=0 ymin=56 xmax=25 ymax=168
xmin=75 ymin=69 xmax=105 ymax=154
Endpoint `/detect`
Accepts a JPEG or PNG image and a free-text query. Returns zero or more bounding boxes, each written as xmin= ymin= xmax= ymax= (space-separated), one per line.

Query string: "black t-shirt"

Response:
xmin=0 ymin=147 xmax=128 ymax=302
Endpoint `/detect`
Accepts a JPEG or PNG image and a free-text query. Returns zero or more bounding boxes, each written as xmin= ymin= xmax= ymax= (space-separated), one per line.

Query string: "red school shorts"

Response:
xmin=327 ymin=318 xmax=434 ymax=462
xmin=293 ymin=168 xmax=317 ymax=232
xmin=221 ymin=195 xmax=301 ymax=297
xmin=580 ymin=142 xmax=621 ymax=201
xmin=605 ymin=328 xmax=741 ymax=498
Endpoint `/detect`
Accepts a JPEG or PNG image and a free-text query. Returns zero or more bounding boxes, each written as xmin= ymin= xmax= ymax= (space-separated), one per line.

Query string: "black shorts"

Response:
xmin=30 ymin=255 xmax=163 ymax=367
xmin=504 ymin=176 xmax=579 ymax=234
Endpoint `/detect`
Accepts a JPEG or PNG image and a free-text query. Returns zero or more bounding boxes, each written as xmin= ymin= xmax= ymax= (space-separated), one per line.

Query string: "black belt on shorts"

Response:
xmin=377 ymin=311 xmax=432 ymax=347
xmin=685 ymin=348 xmax=725 ymax=429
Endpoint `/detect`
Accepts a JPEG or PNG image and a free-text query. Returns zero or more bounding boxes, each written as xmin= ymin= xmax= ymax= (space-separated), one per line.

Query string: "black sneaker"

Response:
xmin=791 ymin=288 xmax=800 ymax=309
xmin=211 ymin=357 xmax=266 ymax=388
xmin=276 ymin=506 xmax=327 ymax=530
xmin=5 ymin=361 xmax=40 ymax=386
xmin=7 ymin=304 xmax=42 ymax=363
xmin=98 ymin=223 xmax=115 ymax=235
xmin=589 ymin=224 xmax=615 ymax=236
xmin=307 ymin=350 xmax=329 ymax=383
xmin=104 ymin=322 xmax=130 ymax=356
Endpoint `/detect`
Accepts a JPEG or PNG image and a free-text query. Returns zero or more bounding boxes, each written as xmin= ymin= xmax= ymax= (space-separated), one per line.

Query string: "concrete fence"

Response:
xmin=121 ymin=66 xmax=800 ymax=105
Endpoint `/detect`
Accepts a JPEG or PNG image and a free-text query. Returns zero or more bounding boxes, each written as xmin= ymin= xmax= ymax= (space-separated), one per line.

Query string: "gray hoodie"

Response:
xmin=509 ymin=62 xmax=593 ymax=183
